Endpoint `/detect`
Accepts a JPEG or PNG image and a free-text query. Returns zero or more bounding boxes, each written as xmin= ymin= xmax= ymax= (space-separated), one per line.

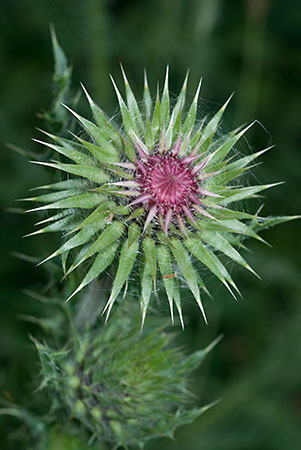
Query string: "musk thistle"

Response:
xmin=33 ymin=305 xmax=217 ymax=449
xmin=25 ymin=67 xmax=284 ymax=326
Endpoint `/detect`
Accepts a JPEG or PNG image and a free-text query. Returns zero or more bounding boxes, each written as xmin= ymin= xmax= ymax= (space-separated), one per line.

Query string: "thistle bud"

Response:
xmin=34 ymin=307 xmax=215 ymax=448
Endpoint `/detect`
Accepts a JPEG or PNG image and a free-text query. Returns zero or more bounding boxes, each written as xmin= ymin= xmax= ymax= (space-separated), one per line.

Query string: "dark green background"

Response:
xmin=1 ymin=0 xmax=300 ymax=449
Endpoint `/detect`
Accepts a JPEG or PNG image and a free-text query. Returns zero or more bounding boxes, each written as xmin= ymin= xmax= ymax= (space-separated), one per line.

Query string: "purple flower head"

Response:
xmin=25 ymin=68 xmax=290 ymax=327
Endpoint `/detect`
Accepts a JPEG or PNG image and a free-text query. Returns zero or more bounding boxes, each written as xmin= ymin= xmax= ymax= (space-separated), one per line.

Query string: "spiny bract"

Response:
xmin=25 ymin=68 xmax=281 ymax=326
xmin=33 ymin=306 xmax=217 ymax=448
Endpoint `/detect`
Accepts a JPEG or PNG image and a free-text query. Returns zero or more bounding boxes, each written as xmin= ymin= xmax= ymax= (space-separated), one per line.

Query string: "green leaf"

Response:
xmin=31 ymin=179 xmax=85 ymax=191
xmin=21 ymin=189 xmax=82 ymax=204
xmin=189 ymin=118 xmax=206 ymax=148
xmin=143 ymin=71 xmax=152 ymax=119
xmin=183 ymin=335 xmax=223 ymax=370
xmin=172 ymin=277 xmax=184 ymax=329
xmin=185 ymin=238 xmax=240 ymax=298
xmin=81 ymin=83 xmax=121 ymax=146
xmin=38 ymin=221 xmax=105 ymax=265
xmin=144 ymin=118 xmax=154 ymax=149
xmin=74 ymin=202 xmax=116 ymax=230
xmin=34 ymin=209 xmax=73 ymax=226
xmin=199 ymin=94 xmax=233 ymax=146
xmin=66 ymin=242 xmax=119 ymax=301
xmin=182 ymin=78 xmax=202 ymax=137
xmin=197 ymin=218 xmax=264 ymax=242
xmin=33 ymin=136 xmax=93 ymax=166
xmin=50 ymin=25 xmax=72 ymax=112
xmin=220 ymin=182 xmax=283 ymax=205
xmin=206 ymin=207 xmax=254 ymax=221
xmin=103 ymin=232 xmax=140 ymax=320
xmin=66 ymin=221 xmax=125 ymax=273
xmin=127 ymin=223 xmax=141 ymax=248
xmin=156 ymin=244 xmax=175 ymax=323
xmin=24 ymin=215 xmax=82 ymax=237
xmin=72 ymin=135 xmax=119 ymax=163
xmin=121 ymin=137 xmax=136 ymax=162
xmin=140 ymin=256 xmax=153 ymax=329
xmin=249 ymin=215 xmax=301 ymax=233
xmin=31 ymin=161 xmax=109 ymax=184
xmin=160 ymin=67 xmax=170 ymax=128
xmin=142 ymin=237 xmax=157 ymax=287
xmin=224 ymin=146 xmax=272 ymax=172
xmin=27 ymin=192 xmax=105 ymax=212
xmin=63 ymin=104 xmax=119 ymax=157
xmin=169 ymin=238 xmax=207 ymax=323
xmin=121 ymin=65 xmax=144 ymax=136
xmin=152 ymin=87 xmax=161 ymax=139
xmin=205 ymin=122 xmax=254 ymax=168
xmin=207 ymin=165 xmax=250 ymax=186
xmin=110 ymin=75 xmax=137 ymax=137
xmin=197 ymin=230 xmax=258 ymax=277
xmin=166 ymin=71 xmax=188 ymax=147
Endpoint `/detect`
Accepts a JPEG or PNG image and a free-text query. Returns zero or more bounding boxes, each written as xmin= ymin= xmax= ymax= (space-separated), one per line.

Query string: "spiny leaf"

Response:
xmin=199 ymin=94 xmax=233 ymax=147
xmin=144 ymin=118 xmax=154 ymax=149
xmin=49 ymin=24 xmax=72 ymax=114
xmin=160 ymin=67 xmax=170 ymax=128
xmin=103 ymin=232 xmax=140 ymax=320
xmin=172 ymin=277 xmax=184 ymax=329
xmin=66 ymin=242 xmax=119 ymax=302
xmin=31 ymin=161 xmax=109 ymax=184
xmin=70 ymin=134 xmax=119 ymax=164
xmin=182 ymin=78 xmax=202 ymax=137
xmin=20 ymin=189 xmax=82 ymax=204
xmin=127 ymin=223 xmax=141 ymax=248
xmin=143 ymin=70 xmax=152 ymax=119
xmin=152 ymin=86 xmax=161 ymax=139
xmin=27 ymin=192 xmax=105 ymax=212
xmin=249 ymin=215 xmax=301 ymax=233
xmin=224 ymin=146 xmax=273 ymax=172
xmin=169 ymin=238 xmax=207 ymax=323
xmin=166 ymin=71 xmax=189 ymax=147
xmin=142 ymin=237 xmax=157 ymax=288
xmin=198 ymin=218 xmax=265 ymax=242
xmin=110 ymin=75 xmax=137 ymax=137
xmin=183 ymin=335 xmax=223 ymax=370
xmin=220 ymin=182 xmax=284 ymax=205
xmin=156 ymin=244 xmax=175 ymax=323
xmin=197 ymin=230 xmax=258 ymax=277
xmin=31 ymin=178 xmax=85 ymax=191
xmin=185 ymin=238 xmax=239 ymax=299
xmin=208 ymin=165 xmax=251 ymax=186
xmin=140 ymin=256 xmax=153 ymax=329
xmin=34 ymin=209 xmax=73 ymax=226
xmin=38 ymin=221 xmax=105 ymax=265
xmin=74 ymin=202 xmax=116 ymax=230
xmin=205 ymin=122 xmax=254 ymax=168
xmin=80 ymin=83 xmax=121 ymax=146
xmin=206 ymin=207 xmax=255 ymax=221
xmin=24 ymin=215 xmax=81 ymax=237
xmin=63 ymin=103 xmax=119 ymax=157
xmin=121 ymin=65 xmax=145 ymax=136
xmin=32 ymin=137 xmax=93 ymax=165
xmin=66 ymin=221 xmax=125 ymax=274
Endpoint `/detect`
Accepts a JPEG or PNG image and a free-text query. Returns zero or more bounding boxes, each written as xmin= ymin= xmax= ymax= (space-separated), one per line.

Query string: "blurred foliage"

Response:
xmin=0 ymin=0 xmax=300 ymax=449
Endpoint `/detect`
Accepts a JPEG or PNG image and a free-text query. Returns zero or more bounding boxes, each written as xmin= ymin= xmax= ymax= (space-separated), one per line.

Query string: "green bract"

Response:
xmin=25 ymin=68 xmax=294 ymax=326
xmin=33 ymin=307 xmax=218 ymax=449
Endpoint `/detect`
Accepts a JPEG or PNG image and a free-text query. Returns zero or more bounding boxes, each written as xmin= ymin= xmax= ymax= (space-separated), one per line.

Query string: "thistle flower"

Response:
xmin=33 ymin=306 xmax=217 ymax=449
xmin=25 ymin=67 xmax=285 ymax=326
